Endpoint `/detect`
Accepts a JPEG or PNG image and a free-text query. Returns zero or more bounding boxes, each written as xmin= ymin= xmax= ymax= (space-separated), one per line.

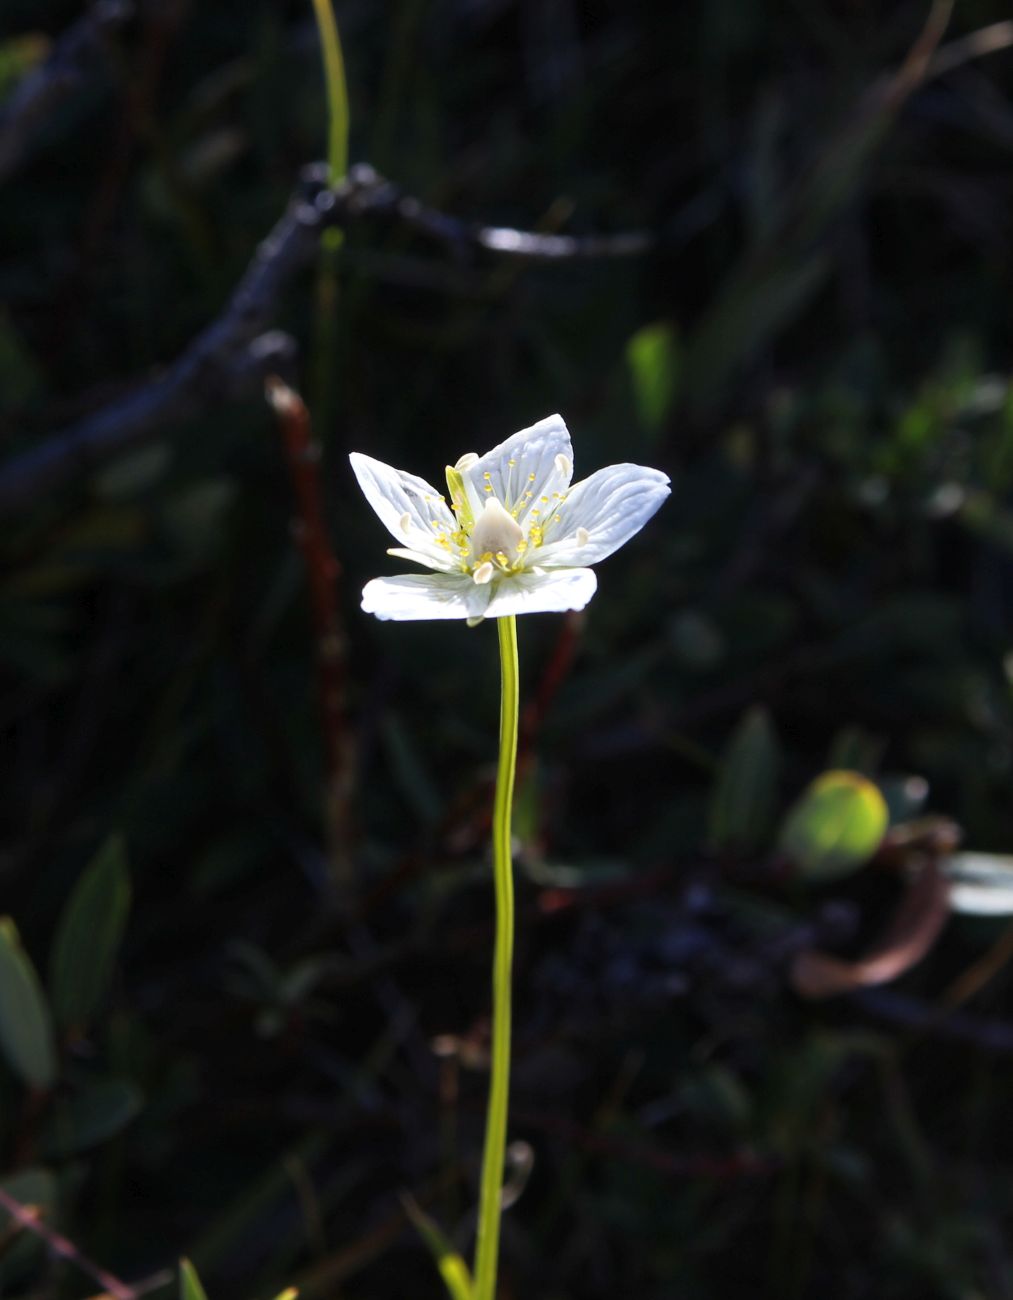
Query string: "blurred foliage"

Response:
xmin=3 ymin=1 xmax=1013 ymax=1297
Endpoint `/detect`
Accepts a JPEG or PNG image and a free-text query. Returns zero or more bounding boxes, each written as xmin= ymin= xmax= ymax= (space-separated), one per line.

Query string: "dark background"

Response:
xmin=3 ymin=1 xmax=1013 ymax=1296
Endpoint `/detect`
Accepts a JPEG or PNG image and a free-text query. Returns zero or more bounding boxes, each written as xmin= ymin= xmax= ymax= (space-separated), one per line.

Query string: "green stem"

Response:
xmin=473 ymin=614 xmax=519 ymax=1300
xmin=307 ymin=0 xmax=349 ymax=445
xmin=309 ymin=0 xmax=350 ymax=185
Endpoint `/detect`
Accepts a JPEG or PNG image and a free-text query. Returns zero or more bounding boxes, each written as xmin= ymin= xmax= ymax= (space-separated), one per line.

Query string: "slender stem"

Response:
xmin=308 ymin=0 xmax=350 ymax=185
xmin=473 ymin=614 xmax=519 ymax=1300
xmin=307 ymin=0 xmax=349 ymax=439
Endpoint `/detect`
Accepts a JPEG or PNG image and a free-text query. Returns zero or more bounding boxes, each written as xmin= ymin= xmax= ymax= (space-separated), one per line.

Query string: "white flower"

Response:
xmin=350 ymin=414 xmax=670 ymax=623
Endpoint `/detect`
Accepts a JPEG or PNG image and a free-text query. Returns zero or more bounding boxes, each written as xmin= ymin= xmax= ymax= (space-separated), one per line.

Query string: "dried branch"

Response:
xmin=0 ymin=163 xmax=652 ymax=516
xmin=0 ymin=1185 xmax=169 ymax=1300
xmin=0 ymin=1 xmax=132 ymax=183
xmin=790 ymin=860 xmax=951 ymax=999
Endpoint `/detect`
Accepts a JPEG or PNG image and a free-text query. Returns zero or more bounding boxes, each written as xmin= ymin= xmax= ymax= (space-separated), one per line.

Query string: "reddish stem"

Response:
xmin=266 ymin=376 xmax=353 ymax=884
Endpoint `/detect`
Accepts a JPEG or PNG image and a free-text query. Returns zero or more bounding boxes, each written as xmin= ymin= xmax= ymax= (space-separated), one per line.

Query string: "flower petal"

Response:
xmin=385 ymin=546 xmax=458 ymax=572
xmin=484 ymin=567 xmax=597 ymax=618
xmin=361 ymin=573 xmax=493 ymax=621
xmin=350 ymin=453 xmax=460 ymax=570
xmin=535 ymin=463 xmax=670 ymax=567
xmin=466 ymin=414 xmax=573 ymax=523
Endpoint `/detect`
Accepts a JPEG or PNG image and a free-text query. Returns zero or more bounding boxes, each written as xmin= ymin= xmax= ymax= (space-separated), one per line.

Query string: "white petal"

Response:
xmin=484 ymin=567 xmax=597 ymax=618
xmin=466 ymin=414 xmax=573 ymax=522
xmin=385 ymin=546 xmax=458 ymax=572
xmin=536 ymin=463 xmax=670 ymax=567
xmin=361 ymin=573 xmax=493 ymax=621
xmin=350 ymin=452 xmax=459 ymax=568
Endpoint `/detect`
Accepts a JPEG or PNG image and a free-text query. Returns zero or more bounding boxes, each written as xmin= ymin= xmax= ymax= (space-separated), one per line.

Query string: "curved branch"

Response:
xmin=0 ymin=165 xmax=652 ymax=514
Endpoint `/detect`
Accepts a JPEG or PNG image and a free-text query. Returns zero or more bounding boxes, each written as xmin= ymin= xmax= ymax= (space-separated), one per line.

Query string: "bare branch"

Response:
xmin=0 ymin=164 xmax=652 ymax=515
xmin=0 ymin=1185 xmax=170 ymax=1300
xmin=0 ymin=1 xmax=132 ymax=184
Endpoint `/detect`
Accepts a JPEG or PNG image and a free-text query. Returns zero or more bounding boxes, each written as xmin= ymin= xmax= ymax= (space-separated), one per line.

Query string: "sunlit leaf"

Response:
xmin=400 ymin=1193 xmax=473 ymax=1300
xmin=779 ymin=771 xmax=888 ymax=881
xmin=180 ymin=1257 xmax=210 ymax=1300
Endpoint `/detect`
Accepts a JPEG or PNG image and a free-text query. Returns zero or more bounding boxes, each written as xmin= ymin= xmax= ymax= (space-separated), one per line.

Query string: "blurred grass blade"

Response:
xmin=626 ymin=322 xmax=681 ymax=437
xmin=778 ymin=771 xmax=888 ymax=881
xmin=709 ymin=706 xmax=780 ymax=854
xmin=400 ymin=1193 xmax=473 ymax=1300
xmin=0 ymin=918 xmax=55 ymax=1089
xmin=50 ymin=834 xmax=131 ymax=1032
xmin=180 ymin=1258 xmax=210 ymax=1300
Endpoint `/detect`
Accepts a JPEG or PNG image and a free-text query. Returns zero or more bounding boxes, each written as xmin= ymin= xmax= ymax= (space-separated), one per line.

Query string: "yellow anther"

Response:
xmin=508 ymin=459 xmax=516 ymax=467
xmin=484 ymin=484 xmax=493 ymax=492
xmin=528 ymin=472 xmax=536 ymax=481
xmin=483 ymin=471 xmax=491 ymax=479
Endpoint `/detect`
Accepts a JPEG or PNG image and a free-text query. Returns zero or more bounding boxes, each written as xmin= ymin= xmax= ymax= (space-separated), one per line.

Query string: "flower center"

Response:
xmin=468 ymin=498 xmax=525 ymax=582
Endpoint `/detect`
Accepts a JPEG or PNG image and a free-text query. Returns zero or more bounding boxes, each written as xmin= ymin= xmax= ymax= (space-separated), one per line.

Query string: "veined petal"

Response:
xmin=350 ymin=452 xmax=460 ymax=567
xmin=536 ymin=463 xmax=670 ymax=567
xmin=386 ymin=546 xmax=459 ymax=573
xmin=484 ymin=567 xmax=597 ymax=618
xmin=466 ymin=414 xmax=573 ymax=523
xmin=361 ymin=573 xmax=493 ymax=621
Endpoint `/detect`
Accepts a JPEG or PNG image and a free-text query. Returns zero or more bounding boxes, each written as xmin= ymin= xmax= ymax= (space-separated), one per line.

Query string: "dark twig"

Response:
xmin=265 ymin=376 xmax=354 ymax=887
xmin=855 ymin=988 xmax=1013 ymax=1053
xmin=0 ymin=163 xmax=651 ymax=515
xmin=508 ymin=1109 xmax=776 ymax=1181
xmin=0 ymin=1 xmax=132 ymax=183
xmin=0 ymin=1185 xmax=169 ymax=1300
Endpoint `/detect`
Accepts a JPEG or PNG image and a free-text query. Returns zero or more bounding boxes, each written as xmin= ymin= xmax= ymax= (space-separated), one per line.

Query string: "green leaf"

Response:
xmin=400 ymin=1193 xmax=473 ymax=1300
xmin=709 ymin=706 xmax=780 ymax=853
xmin=50 ymin=834 xmax=131 ymax=1031
xmin=181 ymin=1258 xmax=210 ymax=1300
xmin=40 ymin=1078 xmax=143 ymax=1159
xmin=0 ymin=918 xmax=55 ymax=1089
xmin=778 ymin=771 xmax=889 ymax=882
xmin=627 ymin=321 xmax=681 ymax=436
